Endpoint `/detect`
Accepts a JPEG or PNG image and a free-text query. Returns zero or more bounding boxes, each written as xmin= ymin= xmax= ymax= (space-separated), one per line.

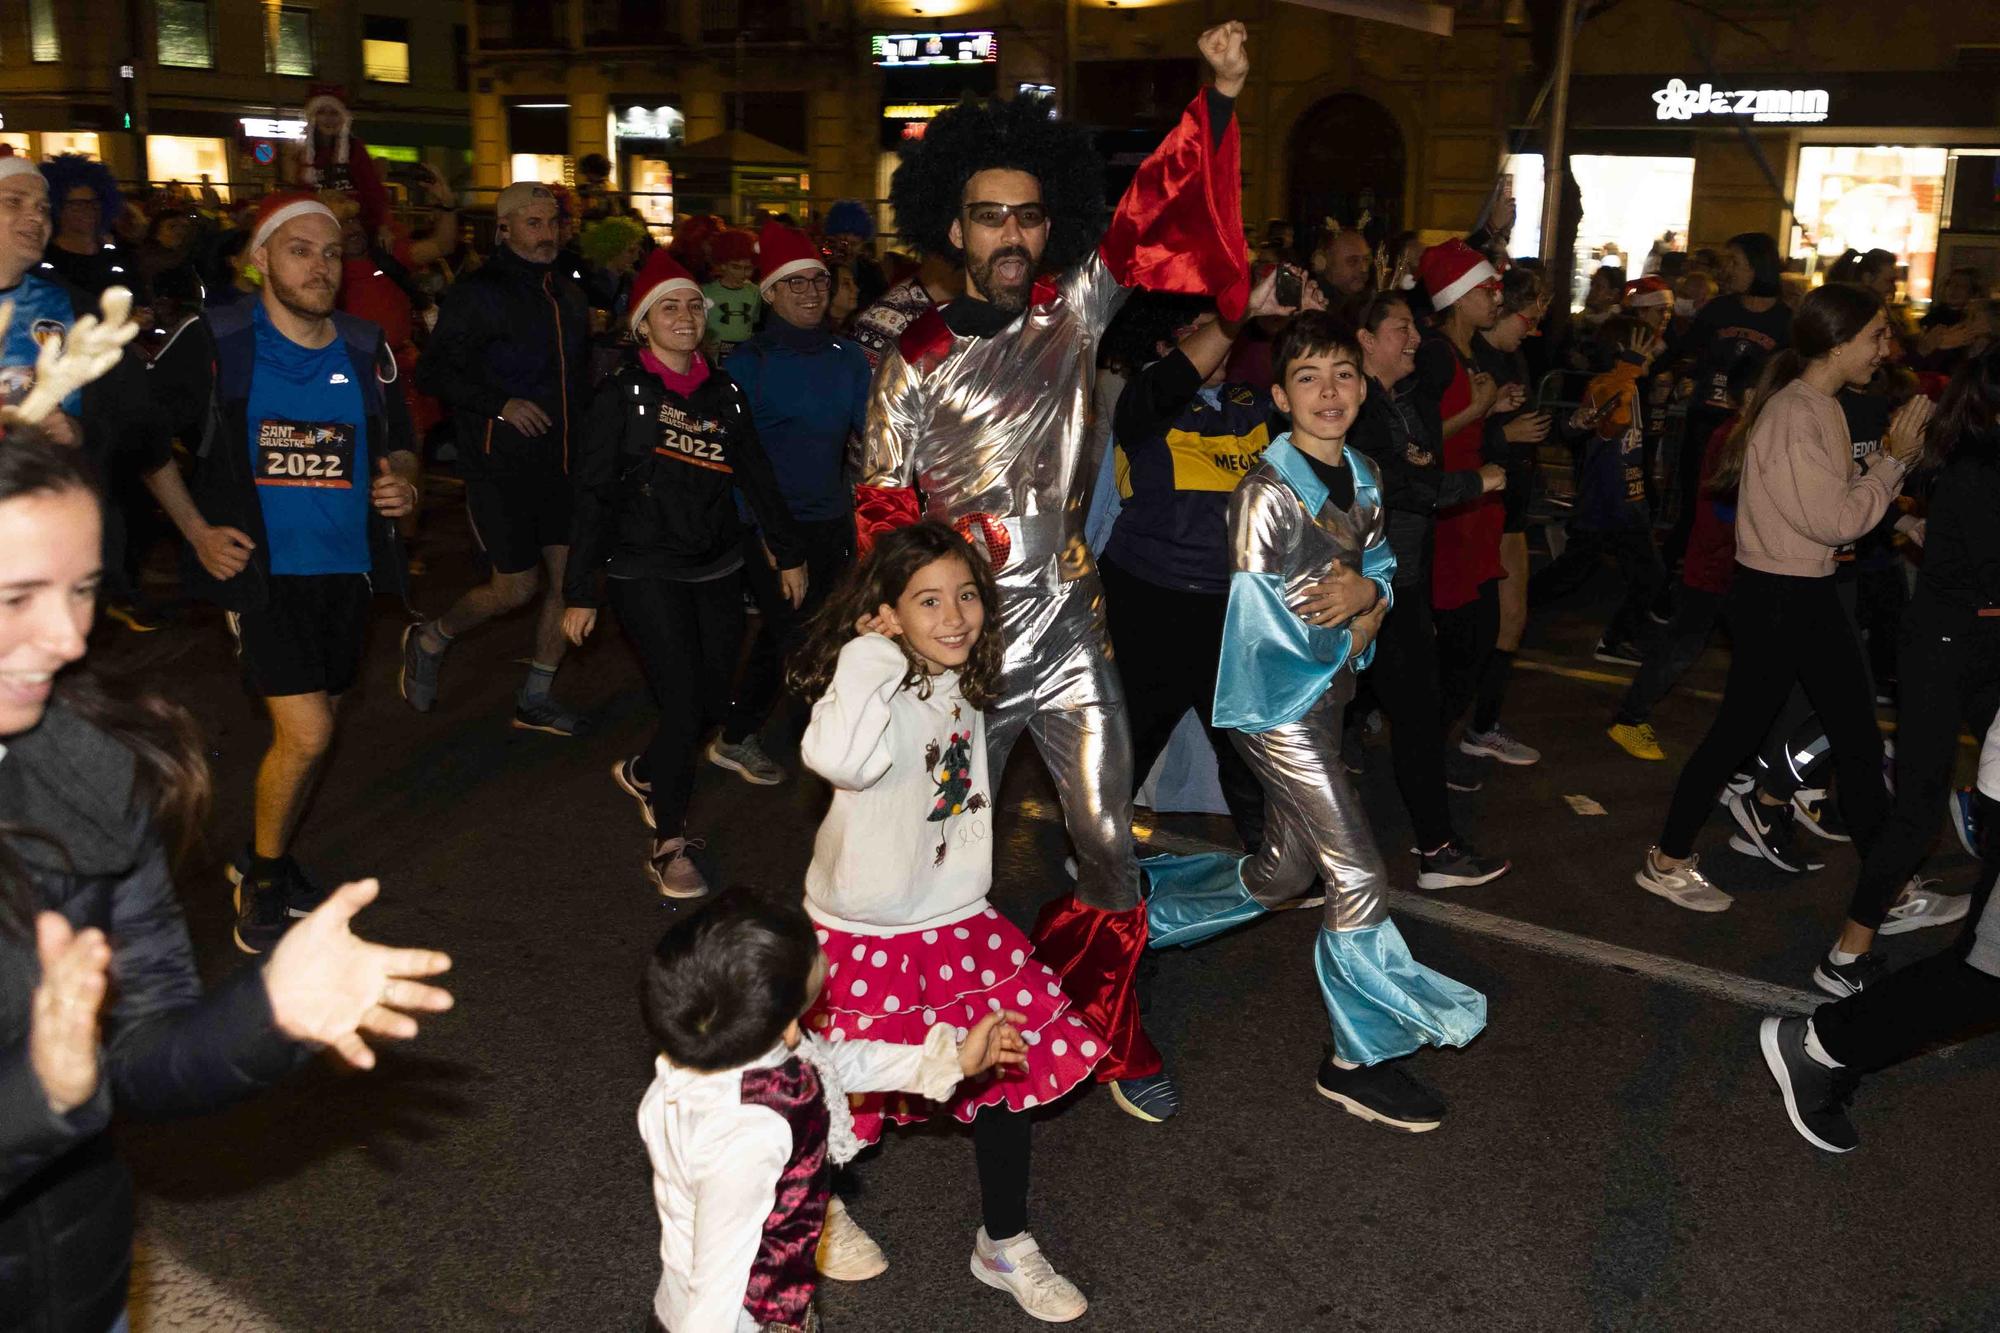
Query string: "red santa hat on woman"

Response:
xmin=249 ymin=190 xmax=338 ymax=252
xmin=299 ymin=83 xmax=354 ymax=172
xmin=1417 ymin=238 xmax=1501 ymax=312
xmin=1622 ymin=275 xmax=1673 ymax=310
xmin=756 ymin=220 xmax=825 ymax=296
xmin=628 ymin=249 xmax=705 ymax=338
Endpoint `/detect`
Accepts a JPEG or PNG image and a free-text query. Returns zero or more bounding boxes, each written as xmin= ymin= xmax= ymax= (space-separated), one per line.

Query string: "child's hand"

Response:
xmin=855 ymin=604 xmax=898 ymax=638
xmin=959 ymin=1009 xmax=1030 ymax=1078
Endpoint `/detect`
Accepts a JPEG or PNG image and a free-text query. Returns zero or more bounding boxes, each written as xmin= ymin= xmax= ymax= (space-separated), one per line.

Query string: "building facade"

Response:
xmin=0 ymin=0 xmax=470 ymax=198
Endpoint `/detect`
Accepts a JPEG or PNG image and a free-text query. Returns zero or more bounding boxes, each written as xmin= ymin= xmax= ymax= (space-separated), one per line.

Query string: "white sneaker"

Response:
xmin=1634 ymin=849 xmax=1733 ymax=913
xmin=1877 ymin=876 xmax=1971 ymax=936
xmin=816 ymin=1196 xmax=887 ymax=1281
xmin=1459 ymin=726 xmax=1541 ymax=766
xmin=970 ymin=1228 xmax=1087 ymax=1323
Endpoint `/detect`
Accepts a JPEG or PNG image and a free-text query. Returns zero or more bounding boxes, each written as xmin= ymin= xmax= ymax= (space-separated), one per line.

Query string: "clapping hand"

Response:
xmin=1885 ymin=393 xmax=1933 ymax=463
xmin=30 ymin=913 xmax=111 ymax=1117
xmin=263 ymin=879 xmax=454 ymax=1071
xmin=959 ymin=1009 xmax=1030 ymax=1078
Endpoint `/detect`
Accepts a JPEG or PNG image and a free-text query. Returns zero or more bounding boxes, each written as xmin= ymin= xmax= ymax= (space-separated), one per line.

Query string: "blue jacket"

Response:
xmin=725 ymin=321 xmax=872 ymax=523
xmin=1215 ymin=436 xmax=1395 ymax=732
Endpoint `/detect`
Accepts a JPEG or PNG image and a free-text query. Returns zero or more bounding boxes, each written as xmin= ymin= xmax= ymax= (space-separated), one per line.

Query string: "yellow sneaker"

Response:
xmin=1608 ymin=722 xmax=1665 ymax=762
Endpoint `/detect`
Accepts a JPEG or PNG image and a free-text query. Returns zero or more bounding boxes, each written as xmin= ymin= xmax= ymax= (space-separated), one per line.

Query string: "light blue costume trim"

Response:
xmin=1314 ymin=920 xmax=1488 ymax=1064
xmin=1213 ymin=437 xmax=1394 ymax=732
xmin=1140 ymin=851 xmax=1263 ymax=948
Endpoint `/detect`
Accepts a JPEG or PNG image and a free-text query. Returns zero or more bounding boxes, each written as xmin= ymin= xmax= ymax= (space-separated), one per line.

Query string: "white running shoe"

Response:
xmin=1877 ymin=876 xmax=1971 ymax=936
xmin=1459 ymin=727 xmax=1541 ymax=766
xmin=970 ymin=1229 xmax=1087 ymax=1323
xmin=1634 ymin=849 xmax=1733 ymax=913
xmin=816 ymin=1197 xmax=887 ymax=1281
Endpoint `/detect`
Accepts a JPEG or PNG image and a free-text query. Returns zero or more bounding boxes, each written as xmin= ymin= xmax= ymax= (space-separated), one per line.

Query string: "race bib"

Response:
xmin=256 ymin=419 xmax=356 ymax=488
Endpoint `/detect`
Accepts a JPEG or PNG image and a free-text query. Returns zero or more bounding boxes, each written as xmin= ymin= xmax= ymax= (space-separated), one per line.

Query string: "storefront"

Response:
xmin=1513 ymin=71 xmax=2000 ymax=307
xmin=608 ymin=101 xmax=683 ymax=237
xmin=872 ymin=30 xmax=1000 ymax=232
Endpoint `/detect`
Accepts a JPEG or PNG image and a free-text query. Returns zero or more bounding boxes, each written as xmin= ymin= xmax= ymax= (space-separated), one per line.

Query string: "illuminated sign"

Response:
xmin=614 ymin=105 xmax=683 ymax=141
xmin=240 ymin=116 xmax=307 ymax=140
xmin=871 ymin=31 xmax=996 ymax=67
xmin=882 ymin=103 xmax=954 ymax=122
xmin=1651 ymin=78 xmax=1829 ymax=124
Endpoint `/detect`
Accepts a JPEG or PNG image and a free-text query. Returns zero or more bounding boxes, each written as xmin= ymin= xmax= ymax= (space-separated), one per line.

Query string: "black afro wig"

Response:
xmin=40 ymin=154 xmax=122 ymax=238
xmin=890 ymin=93 xmax=1106 ymax=272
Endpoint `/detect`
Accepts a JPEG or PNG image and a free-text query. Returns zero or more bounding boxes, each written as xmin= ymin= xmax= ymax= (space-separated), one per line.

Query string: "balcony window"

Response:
xmin=157 ymin=0 xmax=214 ymax=69
xmin=364 ymin=16 xmax=411 ymax=84
xmin=271 ymin=6 xmax=314 ymax=77
xmin=30 ymin=0 xmax=60 ymax=62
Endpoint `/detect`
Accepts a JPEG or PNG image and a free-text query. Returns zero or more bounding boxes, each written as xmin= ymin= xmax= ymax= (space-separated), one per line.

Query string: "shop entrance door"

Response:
xmin=1511 ymin=153 xmax=1694 ymax=309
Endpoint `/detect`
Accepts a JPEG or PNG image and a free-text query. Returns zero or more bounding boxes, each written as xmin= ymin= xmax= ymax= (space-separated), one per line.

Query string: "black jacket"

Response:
xmin=1349 ymin=373 xmax=1480 ymax=589
xmin=1912 ymin=442 xmax=2000 ymax=623
xmin=1 ymin=704 xmax=309 ymax=1333
xmin=417 ymin=244 xmax=590 ymax=477
xmin=149 ymin=301 xmax=415 ymax=614
xmin=564 ymin=356 xmax=805 ymax=607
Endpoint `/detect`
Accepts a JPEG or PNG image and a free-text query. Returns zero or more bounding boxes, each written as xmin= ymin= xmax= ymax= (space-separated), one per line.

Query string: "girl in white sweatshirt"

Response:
xmin=786 ymin=521 xmax=1103 ymax=1324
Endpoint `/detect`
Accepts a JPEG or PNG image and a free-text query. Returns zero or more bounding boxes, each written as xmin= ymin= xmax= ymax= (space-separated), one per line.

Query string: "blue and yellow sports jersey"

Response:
xmin=1104 ymin=351 xmax=1275 ymax=595
xmin=0 ymin=273 xmax=81 ymax=416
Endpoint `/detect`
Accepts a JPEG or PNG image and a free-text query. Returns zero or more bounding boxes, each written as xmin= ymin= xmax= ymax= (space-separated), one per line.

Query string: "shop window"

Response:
xmin=29 ymin=0 xmax=60 ymax=61
xmin=1508 ymin=153 xmax=1695 ymax=309
xmin=626 ymin=158 xmax=674 ymax=239
xmin=510 ymin=153 xmax=571 ymax=187
xmin=146 ymin=135 xmax=228 ymax=191
xmin=270 ymin=6 xmax=314 ymax=77
xmin=1794 ymin=146 xmax=1948 ymax=303
xmin=156 ymin=0 xmax=214 ymax=69
xmin=364 ymin=17 xmax=412 ymax=83
xmin=0 ymin=135 xmax=32 ymax=157
xmin=40 ymin=133 xmax=102 ymax=159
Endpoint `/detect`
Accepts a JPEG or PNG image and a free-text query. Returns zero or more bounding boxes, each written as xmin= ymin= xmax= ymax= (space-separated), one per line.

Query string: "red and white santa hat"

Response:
xmin=756 ymin=219 xmax=825 ymax=296
xmin=0 ymin=154 xmax=44 ymax=188
xmin=250 ymin=190 xmax=338 ymax=252
xmin=1623 ymin=275 xmax=1673 ymax=310
xmin=1417 ymin=238 xmax=1500 ymax=312
xmin=628 ymin=248 xmax=705 ymax=337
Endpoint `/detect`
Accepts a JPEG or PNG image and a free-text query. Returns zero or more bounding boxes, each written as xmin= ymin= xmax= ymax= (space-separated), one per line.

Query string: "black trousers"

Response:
xmin=1364 ymin=585 xmax=1457 ymax=850
xmin=1099 ymin=556 xmax=1266 ymax=852
xmin=1616 ymin=583 xmax=1723 ymax=726
xmin=1842 ymin=610 xmax=2000 ymax=929
xmin=1659 ymin=568 xmax=1888 ymax=860
xmin=1528 ymin=525 xmax=1665 ymax=650
xmin=723 ymin=518 xmax=856 ymax=744
xmin=1664 ymin=405 xmax=1729 ymax=571
xmin=1436 ymin=577 xmax=1499 ymax=733
xmin=1816 ymin=793 xmax=2000 ymax=1072
xmin=612 ymin=574 xmax=745 ymax=837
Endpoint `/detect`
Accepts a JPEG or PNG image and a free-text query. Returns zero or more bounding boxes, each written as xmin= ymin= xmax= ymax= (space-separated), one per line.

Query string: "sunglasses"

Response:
xmin=964 ymin=201 xmax=1048 ymax=229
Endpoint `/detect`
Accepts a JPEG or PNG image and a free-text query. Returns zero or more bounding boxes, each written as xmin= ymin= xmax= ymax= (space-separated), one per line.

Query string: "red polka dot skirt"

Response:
xmin=806 ymin=904 xmax=1107 ymax=1144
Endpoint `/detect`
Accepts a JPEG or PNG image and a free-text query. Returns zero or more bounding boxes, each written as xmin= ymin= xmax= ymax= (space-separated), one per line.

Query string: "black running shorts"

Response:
xmin=230 ymin=572 xmax=373 ymax=698
xmin=466 ymin=466 xmax=573 ymax=575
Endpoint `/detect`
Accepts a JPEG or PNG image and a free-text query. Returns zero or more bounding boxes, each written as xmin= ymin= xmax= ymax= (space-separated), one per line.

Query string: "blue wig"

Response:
xmin=824 ymin=199 xmax=875 ymax=240
xmin=40 ymin=155 xmax=122 ymax=238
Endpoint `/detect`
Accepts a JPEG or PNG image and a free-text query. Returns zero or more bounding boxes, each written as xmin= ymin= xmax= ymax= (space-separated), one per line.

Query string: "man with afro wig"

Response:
xmin=853 ymin=20 xmax=1253 ymax=1126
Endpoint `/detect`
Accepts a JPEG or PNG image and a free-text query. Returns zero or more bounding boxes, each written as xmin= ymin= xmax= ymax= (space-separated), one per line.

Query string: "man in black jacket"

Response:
xmin=405 ymin=180 xmax=591 ymax=736
xmin=144 ymin=193 xmax=421 ymax=952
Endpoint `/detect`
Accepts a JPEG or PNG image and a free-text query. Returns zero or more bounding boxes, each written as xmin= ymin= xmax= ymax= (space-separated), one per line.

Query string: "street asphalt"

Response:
xmin=101 ymin=502 xmax=2000 ymax=1333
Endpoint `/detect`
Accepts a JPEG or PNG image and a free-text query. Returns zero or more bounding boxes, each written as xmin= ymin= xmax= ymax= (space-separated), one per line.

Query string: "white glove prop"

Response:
xmin=0 ymin=286 xmax=138 ymax=429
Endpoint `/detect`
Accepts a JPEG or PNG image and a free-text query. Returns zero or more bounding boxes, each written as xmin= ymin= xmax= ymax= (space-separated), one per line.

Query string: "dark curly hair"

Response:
xmin=1103 ymin=291 xmax=1214 ymax=373
xmin=40 ymin=154 xmax=122 ymax=238
xmin=889 ymin=93 xmax=1105 ymax=270
xmin=787 ymin=521 xmax=1004 ymax=710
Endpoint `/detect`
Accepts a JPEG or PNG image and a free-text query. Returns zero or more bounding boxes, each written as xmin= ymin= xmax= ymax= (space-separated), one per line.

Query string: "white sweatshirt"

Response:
xmin=800 ymin=633 xmax=993 ymax=934
xmin=638 ymin=1025 xmax=960 ymax=1333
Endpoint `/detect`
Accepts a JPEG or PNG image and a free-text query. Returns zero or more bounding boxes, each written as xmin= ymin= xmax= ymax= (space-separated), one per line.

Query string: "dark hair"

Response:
xmin=1103 ymin=291 xmax=1213 ymax=372
xmin=1827 ymin=247 xmax=1897 ymax=287
xmin=578 ymin=152 xmax=612 ymax=178
xmin=0 ymin=438 xmax=211 ymax=941
xmin=1499 ymin=264 xmax=1548 ymax=315
xmin=1590 ymin=264 xmax=1626 ymax=294
xmin=787 ymin=521 xmax=1004 ymax=709
xmin=1728 ymin=232 xmax=1782 ymax=298
xmin=889 ymin=93 xmax=1105 ymax=270
xmin=1597 ymin=313 xmax=1645 ymax=348
xmin=1357 ymin=291 xmax=1410 ymax=335
xmin=1272 ymin=309 xmax=1363 ymax=388
xmin=642 ymin=888 xmax=820 ymax=1071
xmin=1713 ymin=283 xmax=1884 ymax=490
xmin=1922 ymin=343 xmax=2000 ymax=471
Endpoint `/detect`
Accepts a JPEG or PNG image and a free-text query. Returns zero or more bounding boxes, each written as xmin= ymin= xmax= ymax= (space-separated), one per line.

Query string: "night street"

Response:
xmin=107 ymin=500 xmax=2000 ymax=1333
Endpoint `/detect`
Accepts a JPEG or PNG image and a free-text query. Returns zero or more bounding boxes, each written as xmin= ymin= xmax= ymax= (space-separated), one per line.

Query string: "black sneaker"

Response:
xmin=233 ymin=869 xmax=296 ymax=954
xmin=1444 ymin=749 xmax=1484 ymax=793
xmin=1758 ymin=1016 xmax=1858 ymax=1153
xmin=1416 ymin=841 xmax=1511 ymax=891
xmin=1811 ymin=951 xmax=1887 ymax=999
xmin=1724 ymin=791 xmax=1823 ymax=873
xmin=1313 ymin=1052 xmax=1445 ymax=1132
xmin=1593 ymin=638 xmax=1644 ymax=667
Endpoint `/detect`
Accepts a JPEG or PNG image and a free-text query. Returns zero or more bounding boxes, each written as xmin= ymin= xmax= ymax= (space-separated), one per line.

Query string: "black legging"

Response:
xmin=1658 ymin=566 xmax=1888 ymax=860
xmin=1664 ymin=405 xmax=1730 ymax=572
xmin=1436 ymin=577 xmax=1499 ymax=733
xmin=972 ymin=1106 xmax=1031 ymax=1240
xmin=611 ymin=573 xmax=745 ymax=836
xmin=722 ymin=518 xmax=855 ymax=745
xmin=1363 ymin=586 xmax=1456 ymax=850
xmin=1842 ymin=608 xmax=2000 ymax=930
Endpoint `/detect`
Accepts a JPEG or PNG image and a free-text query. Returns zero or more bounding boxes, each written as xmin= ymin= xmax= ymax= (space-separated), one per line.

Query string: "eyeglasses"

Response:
xmin=778 ymin=273 xmax=833 ymax=294
xmin=964 ymin=201 xmax=1048 ymax=229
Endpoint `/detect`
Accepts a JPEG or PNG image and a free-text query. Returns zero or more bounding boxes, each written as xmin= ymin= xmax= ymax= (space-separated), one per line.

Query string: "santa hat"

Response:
xmin=708 ymin=228 xmax=756 ymax=266
xmin=299 ymin=84 xmax=353 ymax=175
xmin=1623 ymin=275 xmax=1673 ymax=310
xmin=628 ymin=248 xmax=704 ymax=337
xmin=1417 ymin=239 xmax=1500 ymax=311
xmin=0 ymin=155 xmax=43 ymax=188
xmin=250 ymin=190 xmax=338 ymax=252
xmin=756 ymin=220 xmax=824 ymax=295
